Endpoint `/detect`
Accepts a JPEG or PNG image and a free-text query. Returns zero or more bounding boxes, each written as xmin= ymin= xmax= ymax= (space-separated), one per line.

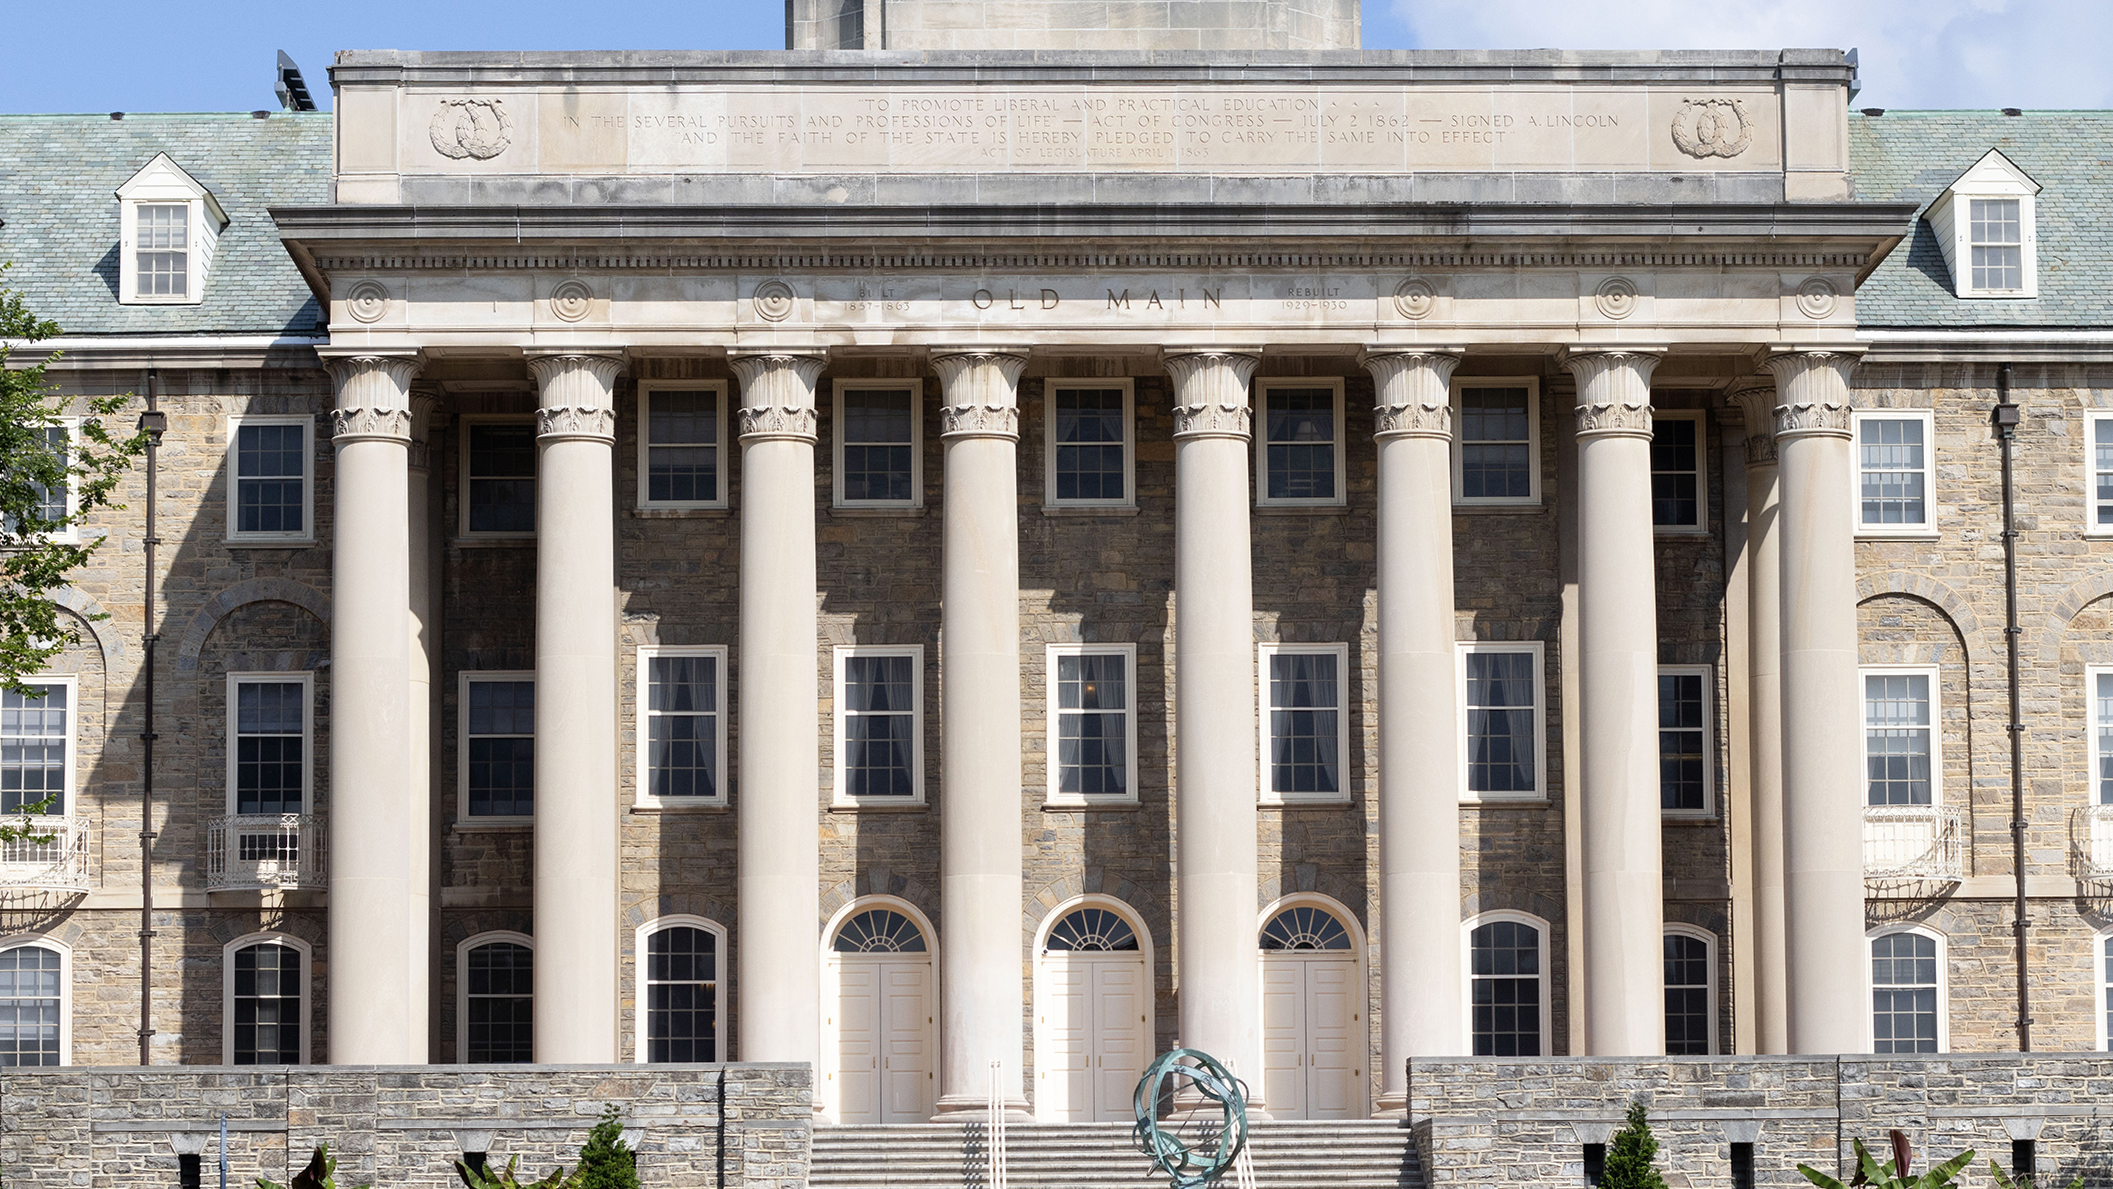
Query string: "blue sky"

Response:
xmin=3 ymin=0 xmax=2106 ymax=115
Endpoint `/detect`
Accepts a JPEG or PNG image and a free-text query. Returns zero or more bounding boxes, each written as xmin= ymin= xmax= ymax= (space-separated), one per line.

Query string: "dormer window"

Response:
xmin=115 ymin=153 xmax=227 ymax=306
xmin=1924 ymin=148 xmax=2039 ymax=299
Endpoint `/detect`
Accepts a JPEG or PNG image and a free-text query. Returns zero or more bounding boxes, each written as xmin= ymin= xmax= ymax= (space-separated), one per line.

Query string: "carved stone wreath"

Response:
xmin=1795 ymin=277 xmax=1839 ymax=320
xmin=429 ymin=98 xmax=513 ymax=161
xmin=1594 ymin=276 xmax=1639 ymax=320
xmin=753 ymin=280 xmax=797 ymax=323
xmin=345 ymin=281 xmax=389 ymax=324
xmin=1670 ymin=98 xmax=1753 ymax=160
xmin=550 ymin=280 xmax=593 ymax=323
xmin=1393 ymin=277 xmax=1437 ymax=320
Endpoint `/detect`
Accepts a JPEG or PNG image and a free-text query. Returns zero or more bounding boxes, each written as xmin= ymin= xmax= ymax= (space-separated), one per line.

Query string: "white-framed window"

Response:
xmin=1663 ymin=925 xmax=1717 ymax=1055
xmin=636 ymin=646 xmax=728 ymax=808
xmin=225 ymin=416 xmax=314 ymax=544
xmin=1044 ymin=379 xmax=1135 ymax=509
xmin=1924 ymin=148 xmax=2040 ymax=299
xmin=1457 ymin=642 xmax=1545 ymax=802
xmin=833 ymin=645 xmax=924 ymax=805
xmin=1659 ymin=665 xmax=1714 ymax=818
xmin=1650 ymin=409 xmax=1708 ymax=532
xmin=637 ymin=381 xmax=729 ymax=510
xmin=115 ymin=153 xmax=227 ymax=306
xmin=223 ymin=933 xmax=310 ymax=1065
xmin=460 ymin=672 xmax=535 ymax=822
xmin=1 ymin=676 xmax=74 ymax=816
xmin=2087 ymin=412 xmax=2113 ymax=537
xmin=2092 ymin=666 xmax=2113 ymax=807
xmin=1853 ymin=409 xmax=1938 ymax=537
xmin=2098 ymin=931 xmax=2113 ymax=1052
xmin=833 ymin=380 xmax=922 ymax=508
xmin=5 ymin=422 xmax=77 ymax=544
xmin=1255 ymin=378 xmax=1346 ymax=508
xmin=1869 ymin=926 xmax=1946 ymax=1053
xmin=226 ymin=673 xmax=311 ymax=816
xmin=460 ymin=416 xmax=537 ymax=538
xmin=1044 ymin=644 xmax=1137 ymax=807
xmin=1451 ymin=378 xmax=1541 ymax=506
xmin=0 ymin=936 xmax=69 ymax=1066
xmin=458 ymin=931 xmax=533 ymax=1064
xmin=1258 ymin=642 xmax=1350 ymax=805
xmin=635 ymin=915 xmax=727 ymax=1063
xmin=1862 ymin=666 xmax=1939 ymax=808
xmin=1463 ymin=911 xmax=1548 ymax=1056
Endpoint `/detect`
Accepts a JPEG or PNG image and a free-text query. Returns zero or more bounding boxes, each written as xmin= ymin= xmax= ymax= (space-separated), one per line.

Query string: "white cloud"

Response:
xmin=1374 ymin=0 xmax=2113 ymax=110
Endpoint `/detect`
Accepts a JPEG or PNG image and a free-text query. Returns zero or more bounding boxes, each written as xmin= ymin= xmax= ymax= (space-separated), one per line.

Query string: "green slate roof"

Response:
xmin=1850 ymin=110 xmax=2113 ymax=329
xmin=0 ymin=112 xmax=331 ymax=337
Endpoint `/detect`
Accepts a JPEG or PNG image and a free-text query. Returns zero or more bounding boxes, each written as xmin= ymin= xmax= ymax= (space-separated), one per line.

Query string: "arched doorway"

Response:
xmin=1034 ymin=899 xmax=1152 ymax=1121
xmin=823 ymin=900 xmax=935 ymax=1123
xmin=1259 ymin=898 xmax=1364 ymax=1119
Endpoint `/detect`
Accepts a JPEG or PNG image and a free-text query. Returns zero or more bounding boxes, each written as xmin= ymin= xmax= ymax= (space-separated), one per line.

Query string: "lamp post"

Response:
xmin=136 ymin=375 xmax=166 ymax=1066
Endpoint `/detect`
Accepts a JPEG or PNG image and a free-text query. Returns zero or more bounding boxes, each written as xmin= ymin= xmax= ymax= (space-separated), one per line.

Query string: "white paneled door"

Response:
xmin=828 ymin=955 xmax=935 ymax=1123
xmin=1261 ymin=952 xmax=1362 ymax=1119
xmin=1038 ymin=951 xmax=1150 ymax=1121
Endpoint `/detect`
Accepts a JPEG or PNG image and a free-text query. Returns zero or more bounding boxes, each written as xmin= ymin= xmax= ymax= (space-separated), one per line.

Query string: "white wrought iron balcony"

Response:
xmin=1863 ymin=804 xmax=1966 ymax=883
xmin=206 ymin=814 xmax=326 ymax=891
xmin=2073 ymin=804 xmax=2113 ymax=880
xmin=0 ymin=817 xmax=91 ymax=893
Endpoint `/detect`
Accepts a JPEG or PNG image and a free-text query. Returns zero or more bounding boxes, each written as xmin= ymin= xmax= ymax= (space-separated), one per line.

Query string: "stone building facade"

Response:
xmin=1 ymin=17 xmax=2110 ymax=1135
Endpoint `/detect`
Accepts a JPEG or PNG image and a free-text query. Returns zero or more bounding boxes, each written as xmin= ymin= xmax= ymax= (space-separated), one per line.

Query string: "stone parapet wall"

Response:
xmin=0 ymin=1064 xmax=811 ymax=1189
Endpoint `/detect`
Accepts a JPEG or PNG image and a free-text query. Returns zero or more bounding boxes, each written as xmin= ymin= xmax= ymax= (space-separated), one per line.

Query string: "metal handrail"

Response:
xmin=987 ymin=1060 xmax=1008 ymax=1189
xmin=205 ymin=813 xmax=326 ymax=891
xmin=1863 ymin=804 xmax=1966 ymax=882
xmin=0 ymin=816 xmax=92 ymax=892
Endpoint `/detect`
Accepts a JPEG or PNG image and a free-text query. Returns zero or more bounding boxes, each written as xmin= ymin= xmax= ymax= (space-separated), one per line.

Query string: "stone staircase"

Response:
xmin=811 ymin=1119 xmax=1425 ymax=1189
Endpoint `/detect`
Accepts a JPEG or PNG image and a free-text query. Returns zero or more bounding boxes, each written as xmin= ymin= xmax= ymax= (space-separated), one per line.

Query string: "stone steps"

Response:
xmin=812 ymin=1119 xmax=1424 ymax=1189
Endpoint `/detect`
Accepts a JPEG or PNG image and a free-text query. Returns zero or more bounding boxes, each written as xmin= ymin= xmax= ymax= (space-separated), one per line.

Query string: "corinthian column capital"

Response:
xmin=527 ymin=353 xmax=624 ymax=443
xmin=1764 ymin=349 xmax=1864 ymax=441
xmin=1560 ymin=348 xmax=1663 ymax=439
xmin=1164 ymin=349 xmax=1261 ymax=440
xmin=324 ymin=353 xmax=421 ymax=445
xmin=1725 ymin=377 xmax=1780 ymax=466
xmin=930 ymin=348 xmax=1030 ymax=440
xmin=729 ymin=351 xmax=828 ymax=443
xmin=1360 ymin=349 xmax=1464 ymax=440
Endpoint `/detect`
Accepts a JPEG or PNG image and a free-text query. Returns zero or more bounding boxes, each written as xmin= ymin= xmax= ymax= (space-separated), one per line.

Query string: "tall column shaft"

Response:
xmin=323 ymin=354 xmax=418 ymax=1064
xmin=730 ymin=352 xmax=827 ymax=1068
xmin=1362 ymin=350 xmax=1466 ymax=1106
xmin=1561 ymin=349 xmax=1666 ymax=1056
xmin=527 ymin=353 xmax=624 ymax=1063
xmin=1165 ymin=349 xmax=1264 ymax=1096
xmin=405 ymin=393 xmax=438 ymax=1063
xmin=1729 ymin=380 xmax=1789 ymax=1053
xmin=1767 ymin=349 xmax=1868 ymax=1054
xmin=931 ymin=349 xmax=1031 ymax=1115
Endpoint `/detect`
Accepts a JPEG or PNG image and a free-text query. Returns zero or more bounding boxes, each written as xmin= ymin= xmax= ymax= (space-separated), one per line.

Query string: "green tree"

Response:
xmin=1601 ymin=1099 xmax=1668 ymax=1189
xmin=0 ymin=273 xmax=144 ymax=841
xmin=574 ymin=1105 xmax=639 ymax=1189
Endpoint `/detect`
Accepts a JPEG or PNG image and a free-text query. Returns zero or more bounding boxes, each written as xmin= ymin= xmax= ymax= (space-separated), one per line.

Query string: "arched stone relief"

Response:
xmin=1855 ymin=572 xmax=1986 ymax=662
xmin=2036 ymin=569 xmax=2113 ymax=668
xmin=44 ymin=589 xmax=126 ymax=669
xmin=175 ymin=579 xmax=332 ymax=672
xmin=821 ymin=869 xmax=936 ymax=933
xmin=1026 ymin=871 xmax=1169 ymax=950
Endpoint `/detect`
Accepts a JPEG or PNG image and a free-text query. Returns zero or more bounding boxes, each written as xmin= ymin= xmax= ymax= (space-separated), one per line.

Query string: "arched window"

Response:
xmin=459 ymin=933 xmax=533 ymax=1064
xmin=638 ymin=917 xmax=724 ymax=1063
xmin=1260 ymin=904 xmax=1352 ymax=951
xmin=831 ymin=908 xmax=927 ymax=953
xmin=1663 ymin=927 xmax=1715 ymax=1055
xmin=0 ymin=941 xmax=65 ymax=1066
xmin=1466 ymin=914 xmax=1546 ymax=1057
xmin=1044 ymin=906 xmax=1139 ymax=952
xmin=223 ymin=935 xmax=308 ymax=1065
xmin=1871 ymin=929 xmax=1943 ymax=1053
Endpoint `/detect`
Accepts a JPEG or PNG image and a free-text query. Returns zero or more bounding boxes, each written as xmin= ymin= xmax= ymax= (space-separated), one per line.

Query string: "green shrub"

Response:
xmin=575 ymin=1105 xmax=640 ymax=1189
xmin=1600 ymin=1100 xmax=1668 ymax=1189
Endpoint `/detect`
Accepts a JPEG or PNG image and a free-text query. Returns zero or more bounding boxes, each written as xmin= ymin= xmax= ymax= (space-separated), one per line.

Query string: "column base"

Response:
xmin=933 ymin=1094 xmax=1033 ymax=1123
xmin=1373 ymin=1091 xmax=1408 ymax=1118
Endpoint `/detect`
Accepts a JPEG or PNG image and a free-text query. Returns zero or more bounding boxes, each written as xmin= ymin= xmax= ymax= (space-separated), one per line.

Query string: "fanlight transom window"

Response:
xmin=1260 ymin=905 xmax=1352 ymax=952
xmin=832 ymin=908 xmax=927 ymax=953
xmin=1045 ymin=907 xmax=1140 ymax=953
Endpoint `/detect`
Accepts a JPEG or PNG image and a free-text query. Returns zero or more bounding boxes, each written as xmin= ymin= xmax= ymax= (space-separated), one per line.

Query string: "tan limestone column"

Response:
xmin=1560 ymin=348 xmax=1666 ymax=1056
xmin=1728 ymin=377 xmax=1789 ymax=1053
xmin=323 ymin=353 xmax=418 ymax=1063
xmin=405 ymin=391 xmax=439 ymax=1062
xmin=930 ymin=348 xmax=1031 ymax=1116
xmin=1165 ymin=348 xmax=1265 ymax=1099
xmin=729 ymin=351 xmax=827 ymax=1068
xmin=1766 ymin=349 xmax=1868 ymax=1054
xmin=1361 ymin=350 xmax=1466 ymax=1105
xmin=526 ymin=352 xmax=625 ymax=1063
